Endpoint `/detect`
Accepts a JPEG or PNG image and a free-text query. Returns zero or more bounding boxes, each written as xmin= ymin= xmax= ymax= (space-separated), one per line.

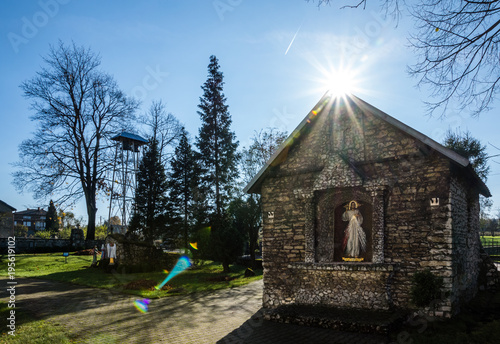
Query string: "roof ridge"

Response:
xmin=244 ymin=92 xmax=489 ymax=197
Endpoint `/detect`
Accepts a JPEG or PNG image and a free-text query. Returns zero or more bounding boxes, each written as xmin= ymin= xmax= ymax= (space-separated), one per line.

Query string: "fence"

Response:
xmin=480 ymin=233 xmax=500 ymax=261
xmin=0 ymin=237 xmax=105 ymax=254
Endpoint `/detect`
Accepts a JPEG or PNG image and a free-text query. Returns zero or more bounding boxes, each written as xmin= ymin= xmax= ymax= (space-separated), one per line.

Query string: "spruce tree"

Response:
xmin=46 ymin=200 xmax=59 ymax=234
xmin=129 ymin=138 xmax=170 ymax=243
xmin=195 ymin=55 xmax=240 ymax=271
xmin=195 ymin=55 xmax=239 ymax=219
xmin=168 ymin=128 xmax=199 ymax=249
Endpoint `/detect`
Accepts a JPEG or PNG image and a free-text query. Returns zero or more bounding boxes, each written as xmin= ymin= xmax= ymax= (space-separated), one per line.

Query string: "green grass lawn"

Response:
xmin=0 ymin=252 xmax=262 ymax=298
xmin=480 ymin=236 xmax=500 ymax=246
xmin=0 ymin=301 xmax=76 ymax=344
xmin=0 ymin=253 xmax=262 ymax=343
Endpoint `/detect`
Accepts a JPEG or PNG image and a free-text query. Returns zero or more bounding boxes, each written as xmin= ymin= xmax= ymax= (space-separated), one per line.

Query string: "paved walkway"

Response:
xmin=0 ymin=278 xmax=387 ymax=343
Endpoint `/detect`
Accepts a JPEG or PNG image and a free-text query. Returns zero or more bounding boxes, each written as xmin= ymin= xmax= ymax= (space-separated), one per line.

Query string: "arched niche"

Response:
xmin=314 ymin=188 xmax=375 ymax=263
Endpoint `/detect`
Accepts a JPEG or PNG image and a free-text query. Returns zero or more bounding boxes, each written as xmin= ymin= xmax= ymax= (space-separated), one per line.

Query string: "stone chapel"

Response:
xmin=244 ymin=92 xmax=492 ymax=318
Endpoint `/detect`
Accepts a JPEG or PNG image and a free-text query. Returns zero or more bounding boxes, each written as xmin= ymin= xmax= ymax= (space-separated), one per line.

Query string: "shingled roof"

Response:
xmin=0 ymin=200 xmax=16 ymax=213
xmin=14 ymin=208 xmax=47 ymax=216
xmin=244 ymin=92 xmax=490 ymax=197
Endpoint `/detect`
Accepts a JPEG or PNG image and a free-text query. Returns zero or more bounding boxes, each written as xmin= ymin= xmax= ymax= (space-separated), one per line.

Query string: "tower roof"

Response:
xmin=111 ymin=131 xmax=148 ymax=145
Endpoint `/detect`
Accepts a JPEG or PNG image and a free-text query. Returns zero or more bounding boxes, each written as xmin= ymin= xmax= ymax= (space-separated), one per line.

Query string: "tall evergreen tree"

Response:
xmin=195 ymin=55 xmax=239 ymax=219
xmin=443 ymin=130 xmax=489 ymax=182
xmin=46 ymin=200 xmax=59 ymax=233
xmin=443 ymin=129 xmax=491 ymax=218
xmin=195 ymin=55 xmax=240 ymax=271
xmin=129 ymin=138 xmax=169 ymax=243
xmin=168 ymin=128 xmax=199 ymax=249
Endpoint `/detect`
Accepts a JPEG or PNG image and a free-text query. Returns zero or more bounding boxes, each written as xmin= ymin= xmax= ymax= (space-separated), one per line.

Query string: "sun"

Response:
xmin=299 ymin=53 xmax=371 ymax=100
xmin=324 ymin=67 xmax=358 ymax=97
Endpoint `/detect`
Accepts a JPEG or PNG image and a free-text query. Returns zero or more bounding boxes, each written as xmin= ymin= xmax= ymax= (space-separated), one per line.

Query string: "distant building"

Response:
xmin=13 ymin=207 xmax=47 ymax=232
xmin=0 ymin=200 xmax=16 ymax=238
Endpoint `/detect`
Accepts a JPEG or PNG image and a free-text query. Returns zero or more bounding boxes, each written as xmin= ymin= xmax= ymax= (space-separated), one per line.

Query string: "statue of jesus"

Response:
xmin=342 ymin=200 xmax=367 ymax=258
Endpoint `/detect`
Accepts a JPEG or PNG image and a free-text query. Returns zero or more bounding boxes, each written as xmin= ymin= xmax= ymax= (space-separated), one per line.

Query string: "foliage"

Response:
xmin=13 ymin=41 xmax=138 ymax=241
xmin=443 ymin=130 xmax=489 ymax=182
xmin=228 ymin=196 xmax=260 ymax=268
xmin=209 ymin=215 xmax=245 ymax=273
xmin=480 ymin=218 xmax=499 ymax=234
xmin=58 ymin=226 xmax=71 ymax=239
xmin=14 ymin=224 xmax=28 ymax=237
xmin=443 ymin=129 xmax=491 ymax=217
xmin=168 ymin=128 xmax=200 ymax=248
xmin=195 ymin=55 xmax=239 ymax=218
xmin=410 ymin=269 xmax=444 ymax=307
xmin=195 ymin=55 xmax=241 ymax=271
xmin=34 ymin=230 xmax=53 ymax=239
xmin=237 ymin=127 xmax=287 ymax=267
xmin=480 ymin=236 xmax=500 ymax=246
xmin=94 ymin=225 xmax=108 ymax=240
xmin=191 ymin=226 xmax=212 ymax=260
xmin=45 ymin=200 xmax=59 ymax=233
xmin=129 ymin=138 xmax=170 ymax=243
xmin=57 ymin=210 xmax=80 ymax=229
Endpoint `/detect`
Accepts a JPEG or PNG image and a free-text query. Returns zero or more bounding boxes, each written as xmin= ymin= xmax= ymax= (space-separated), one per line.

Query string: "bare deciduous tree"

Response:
xmin=140 ymin=100 xmax=183 ymax=165
xmin=239 ymin=127 xmax=288 ymax=268
xmin=241 ymin=128 xmax=288 ymax=183
xmin=308 ymin=0 xmax=500 ymax=116
xmin=13 ymin=41 xmax=138 ymax=240
xmin=409 ymin=0 xmax=500 ymax=116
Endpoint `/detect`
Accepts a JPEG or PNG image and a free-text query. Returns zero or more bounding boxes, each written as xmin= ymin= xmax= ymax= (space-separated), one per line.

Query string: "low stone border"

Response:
xmin=264 ymin=304 xmax=406 ymax=335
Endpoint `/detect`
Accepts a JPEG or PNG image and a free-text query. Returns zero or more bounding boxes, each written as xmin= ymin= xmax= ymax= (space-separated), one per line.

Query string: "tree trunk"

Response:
xmin=222 ymin=260 xmax=230 ymax=273
xmin=249 ymin=226 xmax=256 ymax=269
xmin=86 ymin=202 xmax=97 ymax=240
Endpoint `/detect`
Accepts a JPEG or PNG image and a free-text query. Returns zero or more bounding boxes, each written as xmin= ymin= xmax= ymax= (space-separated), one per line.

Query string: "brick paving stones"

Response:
xmin=1 ymin=278 xmax=388 ymax=343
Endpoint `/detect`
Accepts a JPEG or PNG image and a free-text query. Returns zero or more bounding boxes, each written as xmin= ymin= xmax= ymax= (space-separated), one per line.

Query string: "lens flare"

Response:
xmin=326 ymin=68 xmax=357 ymax=97
xmin=189 ymin=242 xmax=198 ymax=250
xmin=133 ymin=298 xmax=151 ymax=313
xmin=155 ymin=256 xmax=192 ymax=290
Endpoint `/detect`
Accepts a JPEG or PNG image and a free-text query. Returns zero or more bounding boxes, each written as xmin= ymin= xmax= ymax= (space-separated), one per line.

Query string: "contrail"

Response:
xmin=285 ymin=24 xmax=302 ymax=55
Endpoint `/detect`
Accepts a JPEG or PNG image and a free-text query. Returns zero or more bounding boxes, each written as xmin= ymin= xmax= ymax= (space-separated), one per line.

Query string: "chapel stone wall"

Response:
xmin=261 ymin=103 xmax=461 ymax=316
xmin=449 ymin=176 xmax=481 ymax=312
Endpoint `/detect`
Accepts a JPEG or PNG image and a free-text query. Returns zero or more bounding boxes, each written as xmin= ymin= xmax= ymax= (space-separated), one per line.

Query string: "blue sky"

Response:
xmin=1 ymin=0 xmax=499 ymax=223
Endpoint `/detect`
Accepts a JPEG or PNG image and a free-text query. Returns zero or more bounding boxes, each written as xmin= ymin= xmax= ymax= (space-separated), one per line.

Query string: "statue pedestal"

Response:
xmin=342 ymin=257 xmax=364 ymax=262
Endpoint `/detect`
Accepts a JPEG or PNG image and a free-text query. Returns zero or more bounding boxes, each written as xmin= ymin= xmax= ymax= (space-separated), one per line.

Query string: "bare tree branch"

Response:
xmin=13 ymin=41 xmax=138 ymax=239
xmin=139 ymin=100 xmax=183 ymax=167
xmin=306 ymin=0 xmax=500 ymax=117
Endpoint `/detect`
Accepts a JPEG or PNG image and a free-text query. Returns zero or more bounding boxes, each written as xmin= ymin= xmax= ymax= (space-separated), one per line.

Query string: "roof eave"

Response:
xmin=244 ymin=91 xmax=333 ymax=194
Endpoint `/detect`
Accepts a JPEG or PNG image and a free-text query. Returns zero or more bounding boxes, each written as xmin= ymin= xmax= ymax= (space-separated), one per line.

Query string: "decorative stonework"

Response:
xmin=254 ymin=96 xmax=489 ymax=321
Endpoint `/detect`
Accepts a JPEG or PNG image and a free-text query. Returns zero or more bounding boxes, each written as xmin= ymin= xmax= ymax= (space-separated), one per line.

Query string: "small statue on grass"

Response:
xmin=91 ymin=245 xmax=99 ymax=268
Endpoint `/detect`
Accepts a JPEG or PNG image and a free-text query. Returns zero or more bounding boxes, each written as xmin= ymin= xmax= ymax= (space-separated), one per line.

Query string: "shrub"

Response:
xmin=14 ymin=224 xmax=28 ymax=237
xmin=58 ymin=227 xmax=71 ymax=239
xmin=411 ymin=269 xmax=444 ymax=307
xmin=34 ymin=230 xmax=52 ymax=239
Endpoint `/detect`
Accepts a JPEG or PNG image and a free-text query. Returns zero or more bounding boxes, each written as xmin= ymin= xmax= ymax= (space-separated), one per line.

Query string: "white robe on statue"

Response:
xmin=342 ymin=209 xmax=367 ymax=257
xmin=107 ymin=243 xmax=117 ymax=259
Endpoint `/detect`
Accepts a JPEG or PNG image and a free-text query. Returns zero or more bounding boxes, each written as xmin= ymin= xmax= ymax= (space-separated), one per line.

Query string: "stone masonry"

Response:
xmin=246 ymin=94 xmax=491 ymax=318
